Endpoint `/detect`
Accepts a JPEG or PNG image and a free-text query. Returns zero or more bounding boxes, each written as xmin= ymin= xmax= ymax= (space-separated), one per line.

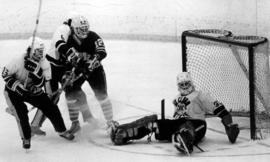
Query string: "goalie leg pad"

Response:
xmin=155 ymin=118 xmax=187 ymax=141
xmin=187 ymin=118 xmax=207 ymax=144
xmin=110 ymin=114 xmax=158 ymax=145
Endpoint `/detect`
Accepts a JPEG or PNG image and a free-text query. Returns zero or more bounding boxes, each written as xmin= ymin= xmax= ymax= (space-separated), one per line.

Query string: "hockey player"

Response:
xmin=2 ymin=37 xmax=75 ymax=149
xmin=110 ymin=72 xmax=240 ymax=155
xmin=31 ymin=14 xmax=118 ymax=135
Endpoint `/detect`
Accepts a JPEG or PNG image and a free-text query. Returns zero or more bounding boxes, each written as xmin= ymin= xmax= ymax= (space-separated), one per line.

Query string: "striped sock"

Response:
xmin=99 ymin=97 xmax=113 ymax=122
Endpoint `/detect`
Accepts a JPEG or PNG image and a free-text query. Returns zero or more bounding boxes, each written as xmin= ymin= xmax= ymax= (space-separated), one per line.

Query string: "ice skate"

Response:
xmin=107 ymin=120 xmax=119 ymax=130
xmin=105 ymin=120 xmax=119 ymax=135
xmin=172 ymin=128 xmax=194 ymax=155
xmin=59 ymin=131 xmax=75 ymax=141
xmin=225 ymin=123 xmax=240 ymax=143
xmin=68 ymin=121 xmax=81 ymax=134
xmin=31 ymin=126 xmax=46 ymax=136
xmin=22 ymin=139 xmax=31 ymax=149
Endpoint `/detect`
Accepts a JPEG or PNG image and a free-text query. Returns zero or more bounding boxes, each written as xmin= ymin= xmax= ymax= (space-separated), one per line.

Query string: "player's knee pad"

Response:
xmin=66 ymin=89 xmax=87 ymax=107
xmin=110 ymin=114 xmax=158 ymax=145
xmin=93 ymin=89 xmax=108 ymax=101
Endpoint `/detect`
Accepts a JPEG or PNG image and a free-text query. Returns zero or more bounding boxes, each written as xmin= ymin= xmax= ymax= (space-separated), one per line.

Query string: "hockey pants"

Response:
xmin=4 ymin=89 xmax=67 ymax=140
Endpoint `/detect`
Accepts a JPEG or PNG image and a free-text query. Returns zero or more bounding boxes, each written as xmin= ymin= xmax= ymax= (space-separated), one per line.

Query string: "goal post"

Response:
xmin=181 ymin=29 xmax=270 ymax=140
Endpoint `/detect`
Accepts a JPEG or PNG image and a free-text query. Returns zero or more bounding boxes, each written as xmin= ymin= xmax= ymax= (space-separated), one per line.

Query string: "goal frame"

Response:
xmin=181 ymin=29 xmax=268 ymax=140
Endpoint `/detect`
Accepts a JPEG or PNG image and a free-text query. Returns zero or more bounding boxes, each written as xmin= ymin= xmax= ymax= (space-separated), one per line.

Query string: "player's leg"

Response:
xmin=65 ymin=83 xmax=95 ymax=134
xmin=30 ymin=64 xmax=64 ymax=135
xmin=213 ymin=102 xmax=239 ymax=143
xmin=74 ymin=88 xmax=94 ymax=122
xmin=31 ymin=109 xmax=46 ymax=136
xmin=86 ymin=66 xmax=115 ymax=129
xmin=27 ymin=93 xmax=74 ymax=140
xmin=171 ymin=119 xmax=206 ymax=154
xmin=4 ymin=89 xmax=32 ymax=149
xmin=64 ymin=78 xmax=84 ymax=134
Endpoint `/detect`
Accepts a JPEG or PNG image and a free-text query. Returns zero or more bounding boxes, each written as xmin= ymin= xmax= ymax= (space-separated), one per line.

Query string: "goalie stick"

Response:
xmin=24 ymin=0 xmax=43 ymax=88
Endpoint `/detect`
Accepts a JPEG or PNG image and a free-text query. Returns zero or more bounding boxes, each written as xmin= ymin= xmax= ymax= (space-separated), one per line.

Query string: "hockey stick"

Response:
xmin=230 ymin=46 xmax=269 ymax=111
xmin=28 ymin=68 xmax=83 ymax=113
xmin=28 ymin=57 xmax=86 ymax=113
xmin=51 ymin=69 xmax=83 ymax=103
xmin=24 ymin=0 xmax=43 ymax=88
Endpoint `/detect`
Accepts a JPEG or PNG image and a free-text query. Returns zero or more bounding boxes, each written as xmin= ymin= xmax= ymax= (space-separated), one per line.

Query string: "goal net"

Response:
xmin=181 ymin=29 xmax=270 ymax=139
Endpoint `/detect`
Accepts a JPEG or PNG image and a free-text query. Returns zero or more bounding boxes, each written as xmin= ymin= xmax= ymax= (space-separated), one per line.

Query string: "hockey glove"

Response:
xmin=66 ymin=47 xmax=79 ymax=66
xmin=61 ymin=71 xmax=75 ymax=87
xmin=4 ymin=76 xmax=29 ymax=97
xmin=24 ymin=58 xmax=43 ymax=78
xmin=86 ymin=56 xmax=101 ymax=72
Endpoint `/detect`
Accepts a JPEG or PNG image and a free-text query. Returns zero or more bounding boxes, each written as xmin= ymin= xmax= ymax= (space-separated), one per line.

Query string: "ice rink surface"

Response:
xmin=0 ymin=39 xmax=270 ymax=162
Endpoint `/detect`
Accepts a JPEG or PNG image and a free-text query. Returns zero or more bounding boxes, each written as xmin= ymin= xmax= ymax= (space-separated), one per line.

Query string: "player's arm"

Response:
xmin=40 ymin=58 xmax=52 ymax=95
xmin=2 ymin=60 xmax=29 ymax=96
xmin=24 ymin=57 xmax=45 ymax=88
xmin=85 ymin=33 xmax=107 ymax=71
xmin=93 ymin=35 xmax=107 ymax=61
xmin=53 ymin=25 xmax=79 ymax=63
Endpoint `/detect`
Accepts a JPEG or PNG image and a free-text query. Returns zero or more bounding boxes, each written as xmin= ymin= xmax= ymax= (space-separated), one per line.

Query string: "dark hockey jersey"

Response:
xmin=47 ymin=24 xmax=107 ymax=67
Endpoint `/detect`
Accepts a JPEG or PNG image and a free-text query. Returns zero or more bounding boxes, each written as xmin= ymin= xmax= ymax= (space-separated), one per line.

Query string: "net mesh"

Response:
xmin=183 ymin=29 xmax=270 ymax=138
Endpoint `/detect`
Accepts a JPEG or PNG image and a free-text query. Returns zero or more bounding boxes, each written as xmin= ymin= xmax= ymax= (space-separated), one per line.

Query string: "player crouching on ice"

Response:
xmin=2 ymin=37 xmax=75 ymax=150
xmin=110 ymin=72 xmax=240 ymax=155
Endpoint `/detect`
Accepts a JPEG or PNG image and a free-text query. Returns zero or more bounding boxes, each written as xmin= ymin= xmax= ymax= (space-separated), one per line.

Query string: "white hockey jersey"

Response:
xmin=2 ymin=53 xmax=51 ymax=91
xmin=47 ymin=24 xmax=71 ymax=62
xmin=173 ymin=90 xmax=217 ymax=120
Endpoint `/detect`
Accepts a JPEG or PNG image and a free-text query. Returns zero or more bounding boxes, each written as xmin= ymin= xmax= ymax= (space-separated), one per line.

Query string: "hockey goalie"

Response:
xmin=110 ymin=72 xmax=240 ymax=155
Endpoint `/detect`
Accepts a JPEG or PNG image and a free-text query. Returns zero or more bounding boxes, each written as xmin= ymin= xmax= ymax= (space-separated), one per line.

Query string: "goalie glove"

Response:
xmin=173 ymin=96 xmax=190 ymax=119
xmin=86 ymin=55 xmax=101 ymax=72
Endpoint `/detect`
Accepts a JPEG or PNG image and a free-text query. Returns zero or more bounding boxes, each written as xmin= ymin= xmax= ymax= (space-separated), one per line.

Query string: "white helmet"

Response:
xmin=27 ymin=36 xmax=45 ymax=62
xmin=70 ymin=15 xmax=89 ymax=39
xmin=176 ymin=72 xmax=195 ymax=96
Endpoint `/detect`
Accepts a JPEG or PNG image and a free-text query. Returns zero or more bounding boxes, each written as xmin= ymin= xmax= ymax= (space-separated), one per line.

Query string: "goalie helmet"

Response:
xmin=26 ymin=36 xmax=45 ymax=62
xmin=70 ymin=15 xmax=89 ymax=39
xmin=176 ymin=72 xmax=195 ymax=96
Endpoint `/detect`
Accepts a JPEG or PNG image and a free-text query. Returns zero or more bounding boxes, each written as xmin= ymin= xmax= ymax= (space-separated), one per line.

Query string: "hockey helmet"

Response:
xmin=27 ymin=36 xmax=45 ymax=62
xmin=70 ymin=15 xmax=89 ymax=39
xmin=176 ymin=72 xmax=195 ymax=95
